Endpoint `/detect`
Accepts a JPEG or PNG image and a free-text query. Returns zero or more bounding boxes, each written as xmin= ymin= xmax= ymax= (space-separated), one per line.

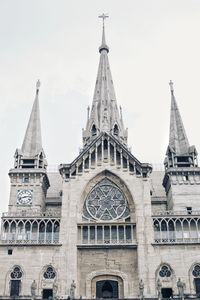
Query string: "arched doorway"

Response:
xmin=96 ymin=280 xmax=118 ymax=298
xmin=192 ymin=264 xmax=200 ymax=294
xmin=10 ymin=266 xmax=23 ymax=297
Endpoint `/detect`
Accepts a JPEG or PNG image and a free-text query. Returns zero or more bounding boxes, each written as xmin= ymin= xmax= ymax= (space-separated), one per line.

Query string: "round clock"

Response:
xmin=17 ymin=190 xmax=32 ymax=205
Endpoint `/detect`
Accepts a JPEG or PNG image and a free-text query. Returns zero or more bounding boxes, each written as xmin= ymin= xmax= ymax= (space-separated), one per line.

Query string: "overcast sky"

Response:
xmin=0 ymin=0 xmax=200 ymax=213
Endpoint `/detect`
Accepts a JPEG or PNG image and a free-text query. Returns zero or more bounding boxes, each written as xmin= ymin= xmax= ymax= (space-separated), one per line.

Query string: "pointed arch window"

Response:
xmin=10 ymin=266 xmax=23 ymax=297
xmin=113 ymin=124 xmax=119 ymax=136
xmin=83 ymin=178 xmax=130 ymax=221
xmin=91 ymin=124 xmax=97 ymax=136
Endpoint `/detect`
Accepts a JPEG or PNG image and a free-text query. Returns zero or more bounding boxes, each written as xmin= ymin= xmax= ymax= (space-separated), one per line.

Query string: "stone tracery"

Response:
xmin=84 ymin=178 xmax=130 ymax=221
xmin=10 ymin=266 xmax=23 ymax=279
xmin=43 ymin=265 xmax=56 ymax=279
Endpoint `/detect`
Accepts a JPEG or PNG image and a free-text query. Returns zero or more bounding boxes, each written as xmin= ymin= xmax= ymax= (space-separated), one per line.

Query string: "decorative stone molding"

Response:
xmin=85 ymin=269 xmax=129 ymax=298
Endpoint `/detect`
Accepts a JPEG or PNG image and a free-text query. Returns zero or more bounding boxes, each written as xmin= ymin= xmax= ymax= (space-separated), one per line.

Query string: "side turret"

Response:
xmin=163 ymin=81 xmax=200 ymax=211
xmin=8 ymin=81 xmax=49 ymax=213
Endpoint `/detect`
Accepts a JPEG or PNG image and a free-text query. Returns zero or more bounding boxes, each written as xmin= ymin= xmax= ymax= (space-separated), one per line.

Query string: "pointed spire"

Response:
xmin=168 ymin=80 xmax=189 ymax=155
xmin=164 ymin=80 xmax=198 ymax=169
xmin=82 ymin=15 xmax=128 ymax=147
xmin=21 ymin=80 xmax=43 ymax=157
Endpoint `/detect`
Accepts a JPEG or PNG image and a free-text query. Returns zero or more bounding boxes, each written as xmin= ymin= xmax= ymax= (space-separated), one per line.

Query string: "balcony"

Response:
xmin=0 ymin=216 xmax=60 ymax=245
xmin=153 ymin=215 xmax=200 ymax=244
xmin=0 ymin=232 xmax=60 ymax=245
xmin=77 ymin=223 xmax=137 ymax=248
xmin=2 ymin=210 xmax=61 ymax=218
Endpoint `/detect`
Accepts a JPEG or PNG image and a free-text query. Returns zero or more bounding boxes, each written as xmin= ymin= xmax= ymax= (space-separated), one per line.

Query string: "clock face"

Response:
xmin=17 ymin=190 xmax=32 ymax=205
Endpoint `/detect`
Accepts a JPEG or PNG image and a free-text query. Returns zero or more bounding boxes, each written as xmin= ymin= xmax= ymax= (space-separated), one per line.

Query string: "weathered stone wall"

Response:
xmin=77 ymin=248 xmax=138 ymax=298
xmin=0 ymin=246 xmax=62 ymax=297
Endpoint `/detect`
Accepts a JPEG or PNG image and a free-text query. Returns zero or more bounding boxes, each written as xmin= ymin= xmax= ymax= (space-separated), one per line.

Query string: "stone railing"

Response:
xmin=153 ymin=210 xmax=200 ymax=216
xmin=2 ymin=210 xmax=61 ymax=218
xmin=0 ymin=232 xmax=60 ymax=245
xmin=77 ymin=223 xmax=136 ymax=246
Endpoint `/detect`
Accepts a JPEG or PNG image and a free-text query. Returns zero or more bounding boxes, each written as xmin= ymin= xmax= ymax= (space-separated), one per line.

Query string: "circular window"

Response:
xmin=85 ymin=178 xmax=130 ymax=221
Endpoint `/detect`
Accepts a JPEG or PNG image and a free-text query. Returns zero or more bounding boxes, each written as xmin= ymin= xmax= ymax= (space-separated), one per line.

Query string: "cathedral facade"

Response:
xmin=1 ymin=18 xmax=200 ymax=300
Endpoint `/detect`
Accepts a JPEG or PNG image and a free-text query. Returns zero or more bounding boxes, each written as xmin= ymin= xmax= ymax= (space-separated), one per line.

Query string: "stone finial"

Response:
xmin=36 ymin=80 xmax=41 ymax=95
xmin=169 ymin=80 xmax=174 ymax=94
xmin=87 ymin=106 xmax=90 ymax=121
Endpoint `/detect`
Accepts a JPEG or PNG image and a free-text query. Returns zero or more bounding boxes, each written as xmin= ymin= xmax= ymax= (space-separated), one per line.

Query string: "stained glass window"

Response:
xmin=159 ymin=265 xmax=171 ymax=277
xmin=193 ymin=265 xmax=200 ymax=277
xmin=84 ymin=178 xmax=130 ymax=221
xmin=43 ymin=265 xmax=56 ymax=279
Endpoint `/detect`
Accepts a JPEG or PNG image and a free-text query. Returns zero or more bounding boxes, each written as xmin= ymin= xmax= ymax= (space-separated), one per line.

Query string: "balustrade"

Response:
xmin=0 ymin=217 xmax=60 ymax=245
xmin=78 ymin=223 xmax=136 ymax=245
xmin=153 ymin=216 xmax=200 ymax=244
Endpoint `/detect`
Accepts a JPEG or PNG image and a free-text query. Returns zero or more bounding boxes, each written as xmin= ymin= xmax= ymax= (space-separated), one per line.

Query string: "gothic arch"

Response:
xmin=5 ymin=265 xmax=25 ymax=296
xmin=39 ymin=264 xmax=58 ymax=293
xmin=155 ymin=263 xmax=176 ymax=290
xmin=86 ymin=269 xmax=129 ymax=298
xmin=80 ymin=170 xmax=135 ymax=221
xmin=189 ymin=262 xmax=200 ymax=294
xmin=113 ymin=123 xmax=119 ymax=136
xmin=91 ymin=124 xmax=97 ymax=136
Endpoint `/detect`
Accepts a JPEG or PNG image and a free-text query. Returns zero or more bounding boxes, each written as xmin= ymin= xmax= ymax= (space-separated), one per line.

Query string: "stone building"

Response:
xmin=1 ymin=17 xmax=200 ymax=299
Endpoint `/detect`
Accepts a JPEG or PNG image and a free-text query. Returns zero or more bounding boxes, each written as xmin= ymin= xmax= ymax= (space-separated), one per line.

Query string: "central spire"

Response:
xmin=82 ymin=15 xmax=128 ymax=147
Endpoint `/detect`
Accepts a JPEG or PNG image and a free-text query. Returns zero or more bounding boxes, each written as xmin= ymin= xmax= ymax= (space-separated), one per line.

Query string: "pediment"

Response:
xmin=59 ymin=132 xmax=152 ymax=179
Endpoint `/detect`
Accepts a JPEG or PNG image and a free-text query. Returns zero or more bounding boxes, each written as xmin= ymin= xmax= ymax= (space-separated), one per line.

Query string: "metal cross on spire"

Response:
xmin=98 ymin=13 xmax=109 ymax=26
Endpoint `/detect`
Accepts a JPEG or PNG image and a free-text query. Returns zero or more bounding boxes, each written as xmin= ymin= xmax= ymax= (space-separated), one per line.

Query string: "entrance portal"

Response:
xmin=96 ymin=280 xmax=118 ymax=298
xmin=10 ymin=280 xmax=21 ymax=297
xmin=161 ymin=288 xmax=173 ymax=298
xmin=194 ymin=278 xmax=200 ymax=294
xmin=42 ymin=288 xmax=53 ymax=299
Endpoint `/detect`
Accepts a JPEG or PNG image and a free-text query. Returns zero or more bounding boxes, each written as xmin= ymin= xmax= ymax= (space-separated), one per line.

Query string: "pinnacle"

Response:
xmin=21 ymin=81 xmax=43 ymax=157
xmin=168 ymin=81 xmax=190 ymax=155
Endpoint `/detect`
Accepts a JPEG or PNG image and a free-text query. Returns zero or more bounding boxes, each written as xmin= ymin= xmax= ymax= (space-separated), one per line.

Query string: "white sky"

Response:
xmin=0 ymin=0 xmax=200 ymax=213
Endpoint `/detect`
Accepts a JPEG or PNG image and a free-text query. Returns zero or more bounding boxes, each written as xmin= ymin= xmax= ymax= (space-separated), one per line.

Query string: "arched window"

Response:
xmin=83 ymin=177 xmax=130 ymax=221
xmin=159 ymin=265 xmax=172 ymax=277
xmin=91 ymin=124 xmax=97 ymax=136
xmin=10 ymin=266 xmax=23 ymax=297
xmin=113 ymin=124 xmax=119 ymax=136
xmin=43 ymin=265 xmax=56 ymax=279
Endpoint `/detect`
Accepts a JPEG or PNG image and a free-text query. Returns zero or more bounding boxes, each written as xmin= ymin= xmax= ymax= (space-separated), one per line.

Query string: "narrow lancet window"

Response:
xmin=113 ymin=124 xmax=119 ymax=136
xmin=91 ymin=124 xmax=97 ymax=136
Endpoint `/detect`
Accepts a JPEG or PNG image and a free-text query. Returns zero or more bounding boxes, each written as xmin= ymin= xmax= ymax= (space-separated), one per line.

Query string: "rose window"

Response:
xmin=84 ymin=178 xmax=130 ymax=220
